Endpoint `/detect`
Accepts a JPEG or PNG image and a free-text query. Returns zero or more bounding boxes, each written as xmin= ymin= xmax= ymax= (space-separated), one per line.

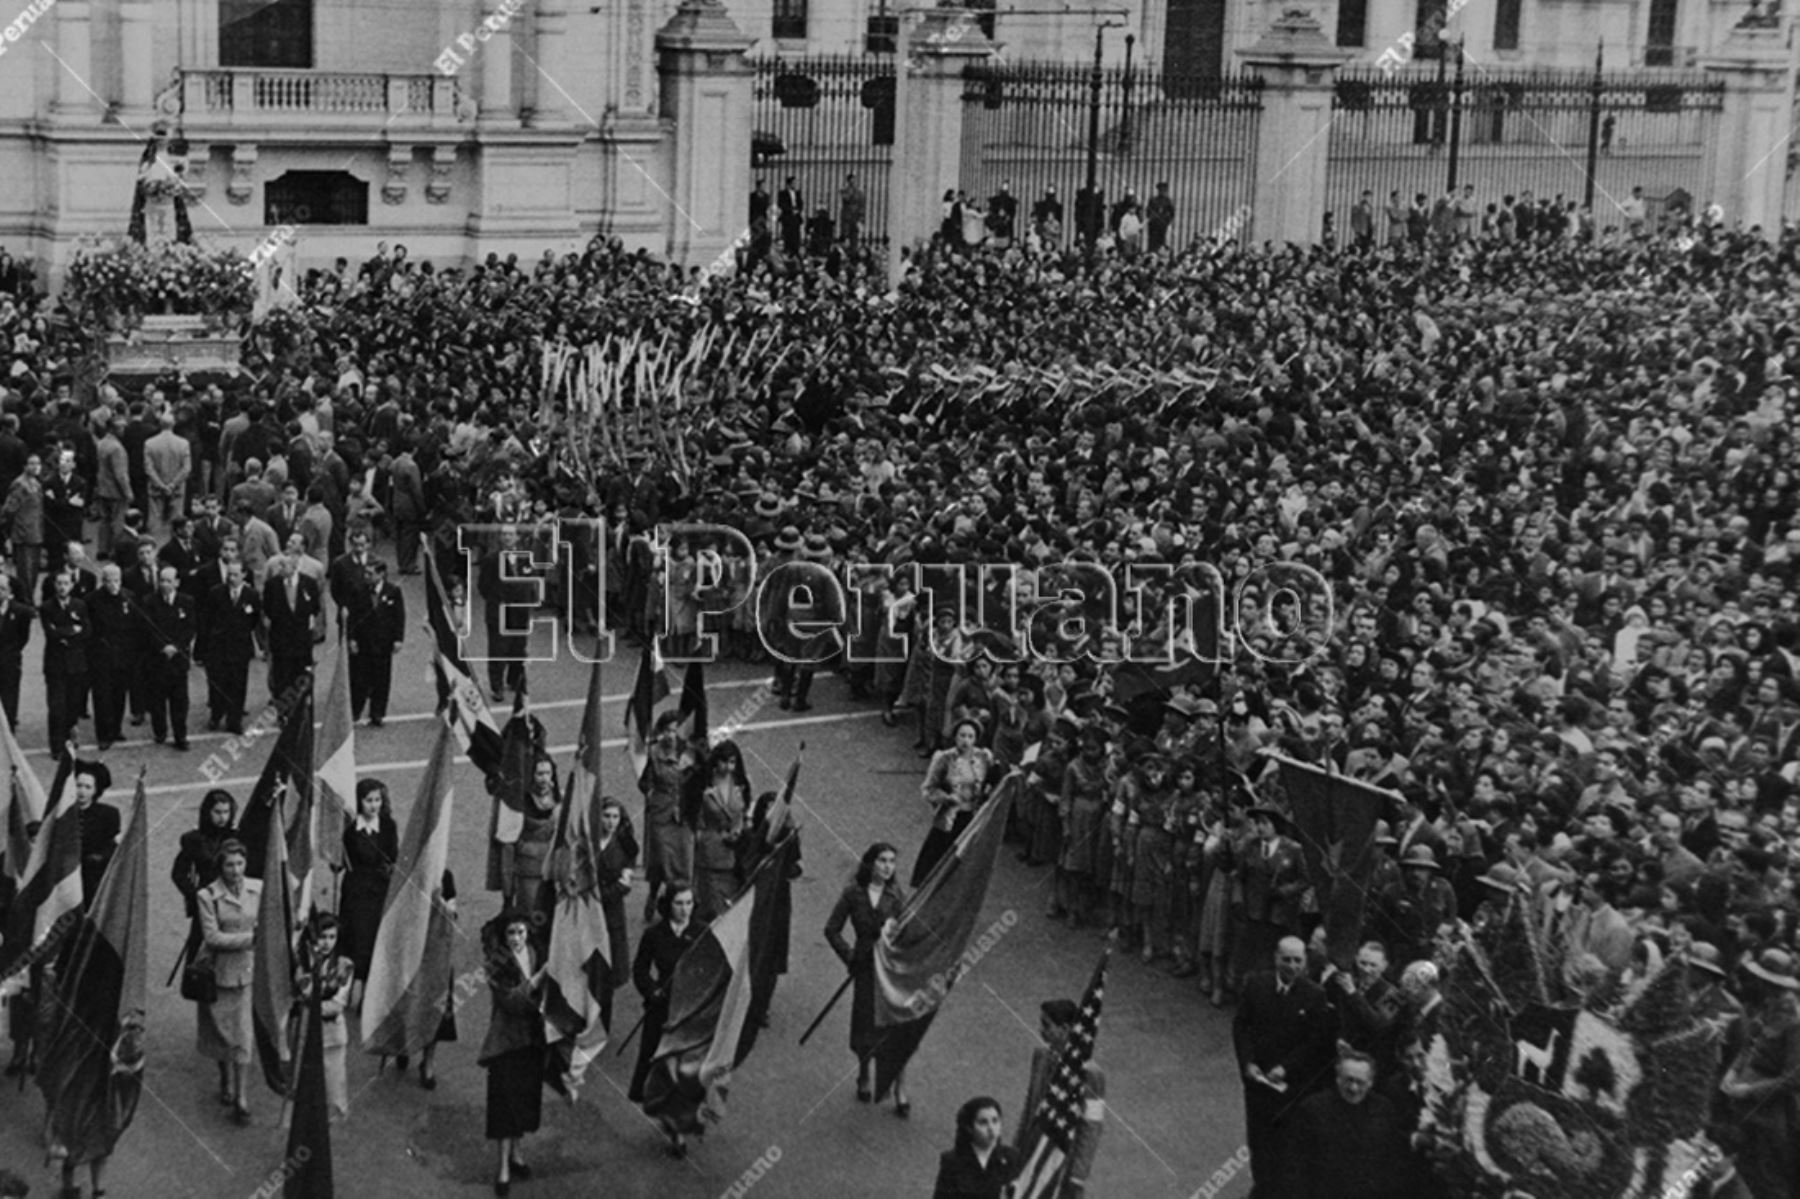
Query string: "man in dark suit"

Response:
xmin=158 ymin=516 xmax=200 ymax=581
xmin=389 ymin=446 xmax=425 ymax=575
xmin=1234 ymin=806 xmax=1308 ymax=979
xmin=120 ymin=537 xmax=161 ymax=726
xmin=40 ymin=448 xmax=88 ymax=557
xmin=261 ymin=556 xmax=322 ymax=702
xmin=327 ymin=526 xmax=375 ymax=635
xmin=1323 ymin=940 xmax=1404 ymax=1080
xmin=86 ymin=564 xmax=141 ymax=750
xmin=0 ymin=572 xmax=31 ymax=731
xmin=184 ymin=533 xmax=237 ymax=602
xmin=1232 ymin=936 xmax=1336 ymax=1199
xmin=191 ymin=493 xmax=235 ymax=568
xmin=198 ymin=560 xmax=262 ymax=734
xmin=40 ymin=569 xmax=90 ymax=750
xmin=140 ymin=566 xmax=195 ymax=749
xmin=269 ymin=482 xmax=303 ymax=548
xmin=478 ymin=529 xmax=535 ymax=701
xmin=349 ymin=559 xmax=404 ymax=727
xmin=1276 ymin=1050 xmax=1409 ymax=1199
xmin=777 ymin=176 xmax=803 ymax=257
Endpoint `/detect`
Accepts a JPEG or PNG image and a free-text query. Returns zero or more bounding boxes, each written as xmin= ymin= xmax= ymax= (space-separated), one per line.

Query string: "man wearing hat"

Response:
xmin=1374 ymin=846 xmax=1457 ymax=970
xmin=1229 ymin=805 xmax=1307 ymax=991
xmin=1721 ymin=948 xmax=1800 ymax=1199
xmin=764 ymin=527 xmax=827 ymax=712
xmin=1014 ymin=998 xmax=1106 ymax=1196
xmin=1684 ymin=943 xmax=1743 ymax=1073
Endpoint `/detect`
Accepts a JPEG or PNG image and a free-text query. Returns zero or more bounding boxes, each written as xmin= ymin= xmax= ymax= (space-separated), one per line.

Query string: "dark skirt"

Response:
xmin=849 ymin=961 xmax=878 ymax=1061
xmin=628 ymin=1003 xmax=668 ymax=1103
xmin=484 ymin=1046 xmax=543 ymax=1140
xmin=911 ymin=811 xmax=972 ymax=888
xmin=340 ymin=872 xmax=387 ymax=981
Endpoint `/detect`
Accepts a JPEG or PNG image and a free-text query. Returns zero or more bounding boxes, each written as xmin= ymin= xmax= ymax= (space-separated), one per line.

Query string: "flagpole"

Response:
xmin=796 ymin=975 xmax=853 ymax=1048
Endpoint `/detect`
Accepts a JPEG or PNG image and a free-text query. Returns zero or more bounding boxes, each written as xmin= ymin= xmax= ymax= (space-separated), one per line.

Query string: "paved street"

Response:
xmin=0 ymin=572 xmax=1248 ymax=1198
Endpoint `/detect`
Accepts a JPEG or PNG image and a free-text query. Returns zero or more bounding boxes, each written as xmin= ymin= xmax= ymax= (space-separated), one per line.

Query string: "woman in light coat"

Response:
xmin=196 ymin=838 xmax=261 ymax=1125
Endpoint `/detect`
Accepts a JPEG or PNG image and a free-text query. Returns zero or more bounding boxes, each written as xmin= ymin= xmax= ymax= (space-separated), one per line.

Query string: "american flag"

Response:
xmin=1007 ymin=950 xmax=1108 ymax=1199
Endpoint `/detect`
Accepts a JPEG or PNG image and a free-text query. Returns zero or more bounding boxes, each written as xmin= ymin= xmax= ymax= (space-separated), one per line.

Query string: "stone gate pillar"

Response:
xmin=1236 ymin=8 xmax=1349 ymax=247
xmin=885 ymin=10 xmax=994 ymax=283
xmin=657 ymin=0 xmax=755 ymax=269
xmin=1700 ymin=16 xmax=1793 ymax=237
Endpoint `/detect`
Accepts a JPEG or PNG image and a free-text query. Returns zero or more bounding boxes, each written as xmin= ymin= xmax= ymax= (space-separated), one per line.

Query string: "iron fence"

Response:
xmin=750 ymin=55 xmax=895 ymax=252
xmin=958 ymin=61 xmax=1263 ymax=249
xmin=1326 ymin=61 xmax=1723 ymax=238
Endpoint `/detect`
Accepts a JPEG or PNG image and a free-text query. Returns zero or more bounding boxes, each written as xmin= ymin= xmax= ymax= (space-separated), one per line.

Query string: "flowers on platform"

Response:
xmin=65 ymin=238 xmax=255 ymax=329
xmin=1413 ymin=898 xmax=1728 ymax=1199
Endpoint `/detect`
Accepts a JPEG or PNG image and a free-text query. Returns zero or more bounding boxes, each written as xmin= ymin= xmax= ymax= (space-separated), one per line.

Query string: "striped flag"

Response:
xmin=423 ymin=536 xmax=503 ymax=776
xmin=38 ymin=770 xmax=149 ymax=1167
xmin=868 ymin=775 xmax=1016 ymax=1101
xmin=361 ymin=718 xmax=458 ymax=1058
xmin=640 ymin=844 xmax=788 ymax=1133
xmin=1007 ymin=951 xmax=1109 ymax=1199
xmin=0 ymin=749 xmax=79 ymax=998
xmin=624 ymin=641 xmax=671 ymax=786
xmin=251 ymin=785 xmax=296 ymax=1095
xmin=313 ymin=632 xmax=356 ymax=901
xmin=237 ymin=676 xmax=315 ymax=907
xmin=543 ymin=656 xmax=612 ymax=1096
xmin=0 ymin=703 xmax=46 ymax=881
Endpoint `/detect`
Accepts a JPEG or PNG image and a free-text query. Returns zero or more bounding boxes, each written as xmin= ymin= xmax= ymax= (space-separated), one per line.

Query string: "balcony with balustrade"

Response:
xmin=177 ymin=68 xmax=468 ymax=133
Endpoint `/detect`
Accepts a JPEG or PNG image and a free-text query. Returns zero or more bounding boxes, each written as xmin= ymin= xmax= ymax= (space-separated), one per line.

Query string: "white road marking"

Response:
xmin=24 ymin=675 xmax=776 ymax=757
xmin=136 ymin=708 xmax=884 ymax=795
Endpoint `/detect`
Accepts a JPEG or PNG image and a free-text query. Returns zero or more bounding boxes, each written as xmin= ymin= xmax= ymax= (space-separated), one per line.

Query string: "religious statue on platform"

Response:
xmin=126 ymin=124 xmax=193 ymax=248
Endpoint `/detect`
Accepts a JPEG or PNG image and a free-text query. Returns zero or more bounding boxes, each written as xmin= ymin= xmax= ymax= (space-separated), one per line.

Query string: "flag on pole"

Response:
xmin=251 ymin=786 xmax=296 ymax=1095
xmin=640 ymin=846 xmax=788 ymax=1133
xmin=0 ymin=703 xmax=46 ymax=880
xmin=1006 ymin=951 xmax=1110 ymax=1199
xmin=484 ymin=693 xmax=537 ymax=893
xmin=314 ymin=633 xmax=356 ymax=894
xmin=1271 ymin=753 xmax=1391 ymax=971
xmin=0 ymin=749 xmax=79 ymax=997
xmin=360 ymin=719 xmax=457 ymax=1059
xmin=624 ymin=641 xmax=671 ymax=786
xmin=285 ymin=985 xmax=335 ymax=1198
xmin=867 ymin=774 xmax=1016 ymax=1101
xmin=37 ymin=770 xmax=149 ymax=1170
xmin=237 ymin=676 xmax=315 ymax=894
xmin=423 ymin=538 xmax=502 ymax=776
xmin=543 ymin=656 xmax=615 ymax=1097
xmin=677 ymin=660 xmax=707 ymax=746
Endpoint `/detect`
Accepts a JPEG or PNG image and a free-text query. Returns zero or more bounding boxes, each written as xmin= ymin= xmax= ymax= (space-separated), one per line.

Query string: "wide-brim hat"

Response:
xmin=1477 ymin=862 xmax=1522 ymax=893
xmin=800 ymin=532 xmax=832 ymax=561
xmin=1685 ymin=942 xmax=1728 ymax=979
xmin=754 ymin=493 xmax=784 ymax=518
xmin=1164 ymin=694 xmax=1203 ymax=720
xmin=1373 ymin=820 xmax=1398 ymax=846
xmin=1400 ymin=845 xmax=1441 ymax=872
xmin=1743 ymin=948 xmax=1800 ymax=990
xmin=773 ymin=525 xmax=803 ymax=553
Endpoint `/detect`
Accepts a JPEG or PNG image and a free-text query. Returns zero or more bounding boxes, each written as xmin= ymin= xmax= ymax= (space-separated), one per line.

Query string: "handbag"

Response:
xmin=180 ymin=954 xmax=218 ymax=1005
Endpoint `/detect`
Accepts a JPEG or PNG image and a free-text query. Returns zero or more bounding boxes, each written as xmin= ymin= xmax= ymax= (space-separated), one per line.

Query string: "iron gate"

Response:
xmin=1325 ymin=61 xmax=1723 ymax=237
xmin=751 ymin=55 xmax=895 ymax=252
xmin=958 ymin=61 xmax=1263 ymax=249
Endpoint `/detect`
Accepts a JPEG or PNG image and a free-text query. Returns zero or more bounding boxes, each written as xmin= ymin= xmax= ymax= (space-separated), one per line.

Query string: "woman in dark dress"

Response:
xmin=824 ymin=841 xmax=909 ymax=1113
xmin=691 ymin=740 xmax=751 ymax=924
xmin=931 ymin=1096 xmax=1020 ymax=1199
xmin=629 ymin=883 xmax=702 ymax=1155
xmin=172 ymin=789 xmax=237 ymax=960
xmin=589 ymin=798 xmax=639 ymax=1029
xmin=341 ymin=778 xmax=398 ymax=1012
xmin=479 ymin=910 xmax=546 ymax=1198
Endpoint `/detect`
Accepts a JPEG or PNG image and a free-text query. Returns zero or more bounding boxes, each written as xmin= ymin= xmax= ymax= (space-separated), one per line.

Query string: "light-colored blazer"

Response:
xmin=197 ymin=877 xmax=262 ymax=989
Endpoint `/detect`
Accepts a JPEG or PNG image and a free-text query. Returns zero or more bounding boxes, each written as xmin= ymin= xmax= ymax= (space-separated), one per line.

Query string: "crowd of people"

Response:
xmin=0 ymin=195 xmax=1794 ymax=1197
